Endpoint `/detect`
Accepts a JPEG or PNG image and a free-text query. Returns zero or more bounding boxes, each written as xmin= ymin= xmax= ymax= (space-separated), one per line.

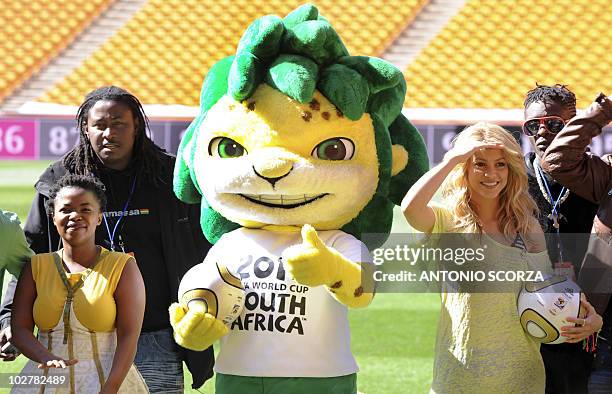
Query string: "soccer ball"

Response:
xmin=178 ymin=262 xmax=246 ymax=326
xmin=517 ymin=275 xmax=582 ymax=344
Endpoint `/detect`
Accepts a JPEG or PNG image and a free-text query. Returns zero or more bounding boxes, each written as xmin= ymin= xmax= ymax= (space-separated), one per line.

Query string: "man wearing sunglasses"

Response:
xmin=541 ymin=92 xmax=612 ymax=394
xmin=523 ymin=84 xmax=599 ymax=394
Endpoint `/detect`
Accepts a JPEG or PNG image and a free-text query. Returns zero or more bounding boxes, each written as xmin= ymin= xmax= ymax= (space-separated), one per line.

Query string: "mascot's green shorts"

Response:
xmin=169 ymin=4 xmax=429 ymax=393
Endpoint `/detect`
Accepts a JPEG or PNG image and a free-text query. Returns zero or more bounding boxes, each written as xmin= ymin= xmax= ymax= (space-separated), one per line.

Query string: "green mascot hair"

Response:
xmin=174 ymin=3 xmax=429 ymax=249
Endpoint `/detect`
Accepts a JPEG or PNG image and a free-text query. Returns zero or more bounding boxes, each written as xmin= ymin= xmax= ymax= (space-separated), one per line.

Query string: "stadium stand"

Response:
xmin=404 ymin=0 xmax=612 ymax=109
xmin=0 ymin=0 xmax=114 ymax=104
xmin=36 ymin=0 xmax=427 ymax=106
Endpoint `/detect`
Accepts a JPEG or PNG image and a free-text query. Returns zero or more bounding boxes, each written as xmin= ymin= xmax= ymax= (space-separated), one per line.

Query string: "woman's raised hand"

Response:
xmin=444 ymin=141 xmax=506 ymax=164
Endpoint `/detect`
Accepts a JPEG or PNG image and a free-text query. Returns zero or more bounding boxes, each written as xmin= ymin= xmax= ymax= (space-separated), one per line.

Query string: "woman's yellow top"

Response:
xmin=32 ymin=248 xmax=133 ymax=332
xmin=429 ymin=204 xmax=550 ymax=394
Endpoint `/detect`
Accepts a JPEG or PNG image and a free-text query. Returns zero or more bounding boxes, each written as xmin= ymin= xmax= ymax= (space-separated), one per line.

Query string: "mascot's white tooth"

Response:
xmin=172 ymin=4 xmax=428 ymax=390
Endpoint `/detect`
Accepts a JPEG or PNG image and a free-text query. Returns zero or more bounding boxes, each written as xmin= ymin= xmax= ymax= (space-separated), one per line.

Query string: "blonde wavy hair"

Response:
xmin=441 ymin=122 xmax=538 ymax=240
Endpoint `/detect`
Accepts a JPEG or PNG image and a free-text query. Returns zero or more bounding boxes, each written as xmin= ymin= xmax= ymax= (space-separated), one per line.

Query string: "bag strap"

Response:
xmin=51 ymin=249 xmax=107 ymax=344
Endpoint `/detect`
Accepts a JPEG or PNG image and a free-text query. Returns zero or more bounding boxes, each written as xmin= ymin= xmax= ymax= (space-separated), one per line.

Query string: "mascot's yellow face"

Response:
xmin=193 ymin=84 xmax=380 ymax=229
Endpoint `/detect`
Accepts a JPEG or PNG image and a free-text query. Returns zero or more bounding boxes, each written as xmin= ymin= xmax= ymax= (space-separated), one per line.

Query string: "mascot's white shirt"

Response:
xmin=210 ymin=227 xmax=370 ymax=377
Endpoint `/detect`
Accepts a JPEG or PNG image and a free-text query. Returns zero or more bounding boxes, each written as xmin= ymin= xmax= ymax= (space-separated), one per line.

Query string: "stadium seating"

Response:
xmin=404 ymin=0 xmax=611 ymax=109
xmin=0 ymin=0 xmax=114 ymax=103
xmin=37 ymin=0 xmax=426 ymax=106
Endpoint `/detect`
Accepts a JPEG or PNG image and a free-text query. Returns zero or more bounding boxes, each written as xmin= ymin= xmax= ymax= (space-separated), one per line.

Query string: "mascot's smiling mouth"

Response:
xmin=239 ymin=193 xmax=329 ymax=208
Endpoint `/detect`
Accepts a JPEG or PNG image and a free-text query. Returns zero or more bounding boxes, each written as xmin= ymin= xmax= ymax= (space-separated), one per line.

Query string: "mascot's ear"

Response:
xmin=391 ymin=144 xmax=408 ymax=176
xmin=173 ymin=56 xmax=234 ymax=204
xmin=387 ymin=114 xmax=429 ymax=206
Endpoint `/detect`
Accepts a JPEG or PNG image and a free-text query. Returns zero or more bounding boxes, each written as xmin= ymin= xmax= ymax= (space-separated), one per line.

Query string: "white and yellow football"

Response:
xmin=517 ymin=275 xmax=582 ymax=344
xmin=178 ymin=262 xmax=245 ymax=326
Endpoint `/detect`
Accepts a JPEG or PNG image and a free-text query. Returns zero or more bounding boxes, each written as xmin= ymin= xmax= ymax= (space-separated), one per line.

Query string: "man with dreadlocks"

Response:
xmin=522 ymin=84 xmax=599 ymax=394
xmin=0 ymin=86 xmax=214 ymax=392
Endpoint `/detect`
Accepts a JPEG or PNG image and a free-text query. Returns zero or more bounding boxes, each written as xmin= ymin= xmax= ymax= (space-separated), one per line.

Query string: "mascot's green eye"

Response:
xmin=208 ymin=137 xmax=247 ymax=158
xmin=312 ymin=138 xmax=355 ymax=161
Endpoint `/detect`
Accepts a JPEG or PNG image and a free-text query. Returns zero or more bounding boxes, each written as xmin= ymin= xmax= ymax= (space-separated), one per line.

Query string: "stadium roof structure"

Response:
xmin=1 ymin=0 xmax=610 ymax=123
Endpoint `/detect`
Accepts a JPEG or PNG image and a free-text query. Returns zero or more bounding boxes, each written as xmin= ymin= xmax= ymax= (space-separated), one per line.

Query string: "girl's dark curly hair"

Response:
xmin=46 ymin=174 xmax=107 ymax=216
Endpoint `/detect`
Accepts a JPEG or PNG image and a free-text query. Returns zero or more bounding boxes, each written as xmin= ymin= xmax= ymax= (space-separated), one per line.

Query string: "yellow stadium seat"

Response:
xmin=0 ymin=0 xmax=114 ymax=103
xmin=37 ymin=0 xmax=428 ymax=106
xmin=26 ymin=0 xmax=609 ymax=110
xmin=404 ymin=0 xmax=612 ymax=109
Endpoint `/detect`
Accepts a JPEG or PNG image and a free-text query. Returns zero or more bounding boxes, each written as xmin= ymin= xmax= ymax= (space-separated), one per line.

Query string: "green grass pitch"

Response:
xmin=0 ymin=160 xmax=439 ymax=393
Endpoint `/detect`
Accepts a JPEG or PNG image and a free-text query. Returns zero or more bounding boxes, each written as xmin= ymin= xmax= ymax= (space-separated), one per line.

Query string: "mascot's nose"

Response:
xmin=252 ymin=155 xmax=294 ymax=187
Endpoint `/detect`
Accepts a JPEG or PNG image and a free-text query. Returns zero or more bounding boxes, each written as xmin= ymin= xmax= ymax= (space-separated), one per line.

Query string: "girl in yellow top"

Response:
xmin=401 ymin=123 xmax=602 ymax=393
xmin=12 ymin=174 xmax=147 ymax=393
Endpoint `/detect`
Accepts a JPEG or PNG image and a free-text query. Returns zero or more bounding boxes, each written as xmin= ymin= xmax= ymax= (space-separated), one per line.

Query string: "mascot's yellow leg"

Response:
xmin=284 ymin=225 xmax=375 ymax=309
xmin=169 ymin=300 xmax=229 ymax=351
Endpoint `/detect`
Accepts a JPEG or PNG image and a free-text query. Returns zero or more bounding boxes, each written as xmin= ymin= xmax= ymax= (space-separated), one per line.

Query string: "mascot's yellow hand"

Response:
xmin=283 ymin=225 xmax=375 ymax=308
xmin=283 ymin=224 xmax=339 ymax=287
xmin=169 ymin=301 xmax=229 ymax=351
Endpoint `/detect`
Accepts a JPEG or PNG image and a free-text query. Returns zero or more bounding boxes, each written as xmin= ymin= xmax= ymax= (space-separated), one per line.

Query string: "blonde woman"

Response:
xmin=401 ymin=123 xmax=600 ymax=393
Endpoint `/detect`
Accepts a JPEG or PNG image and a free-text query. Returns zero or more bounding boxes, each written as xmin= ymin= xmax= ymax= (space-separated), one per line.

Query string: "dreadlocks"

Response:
xmin=524 ymin=83 xmax=577 ymax=116
xmin=63 ymin=86 xmax=164 ymax=185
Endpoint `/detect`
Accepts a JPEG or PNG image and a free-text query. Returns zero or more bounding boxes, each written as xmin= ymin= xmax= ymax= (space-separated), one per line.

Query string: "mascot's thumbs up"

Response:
xmin=283 ymin=224 xmax=375 ymax=308
xmin=283 ymin=224 xmax=339 ymax=287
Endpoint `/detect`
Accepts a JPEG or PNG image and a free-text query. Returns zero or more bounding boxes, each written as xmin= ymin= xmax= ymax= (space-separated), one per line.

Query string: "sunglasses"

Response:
xmin=522 ymin=116 xmax=566 ymax=136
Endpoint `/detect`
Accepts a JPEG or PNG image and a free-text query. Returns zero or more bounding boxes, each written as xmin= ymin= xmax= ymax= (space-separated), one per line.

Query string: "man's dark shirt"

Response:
xmin=526 ymin=152 xmax=598 ymax=273
xmin=98 ymin=167 xmax=172 ymax=332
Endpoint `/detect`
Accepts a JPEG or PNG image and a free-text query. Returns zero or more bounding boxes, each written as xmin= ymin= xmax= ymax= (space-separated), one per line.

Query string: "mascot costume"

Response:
xmin=169 ymin=4 xmax=428 ymax=393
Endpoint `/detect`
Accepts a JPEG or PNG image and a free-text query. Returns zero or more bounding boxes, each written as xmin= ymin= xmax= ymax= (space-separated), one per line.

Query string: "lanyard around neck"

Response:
xmin=535 ymin=164 xmax=566 ymax=215
xmin=535 ymin=161 xmax=567 ymax=262
xmin=102 ymin=176 xmax=137 ymax=251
